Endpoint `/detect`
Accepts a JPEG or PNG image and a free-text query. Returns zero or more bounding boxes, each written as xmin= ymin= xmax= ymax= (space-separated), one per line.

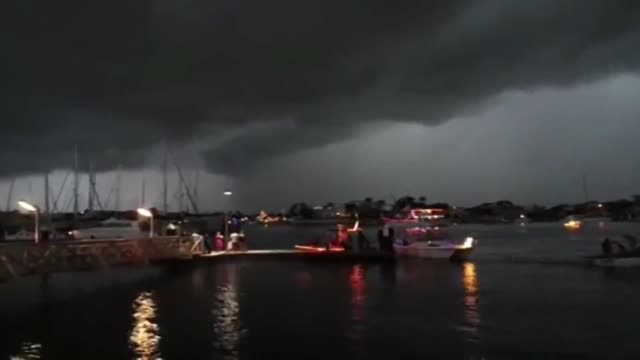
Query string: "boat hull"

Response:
xmin=589 ymin=256 xmax=640 ymax=267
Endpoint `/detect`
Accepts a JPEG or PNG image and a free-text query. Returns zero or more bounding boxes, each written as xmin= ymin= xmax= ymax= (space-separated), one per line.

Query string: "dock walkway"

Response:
xmin=194 ymin=249 xmax=395 ymax=262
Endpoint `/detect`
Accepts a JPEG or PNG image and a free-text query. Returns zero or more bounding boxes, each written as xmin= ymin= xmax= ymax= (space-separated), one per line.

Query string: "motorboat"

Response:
xmin=563 ymin=216 xmax=582 ymax=230
xmin=588 ymin=255 xmax=640 ymax=267
xmin=587 ymin=235 xmax=640 ymax=267
xmin=392 ymin=223 xmax=476 ymax=261
xmin=393 ymin=237 xmax=475 ymax=261
xmin=293 ymin=221 xmax=360 ymax=252
xmin=405 ymin=224 xmax=449 ymax=240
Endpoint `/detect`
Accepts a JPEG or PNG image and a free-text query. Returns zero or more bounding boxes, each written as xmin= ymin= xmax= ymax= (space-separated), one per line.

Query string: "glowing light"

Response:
xmin=520 ymin=214 xmax=525 ymax=219
xmin=563 ymin=220 xmax=582 ymax=229
xmin=598 ymin=203 xmax=603 ymax=208
xmin=137 ymin=208 xmax=153 ymax=218
xmin=10 ymin=341 xmax=42 ymax=359
xmin=17 ymin=200 xmax=37 ymax=212
xmin=223 ymin=190 xmax=233 ymax=196
xmin=461 ymin=237 xmax=475 ymax=249
xmin=167 ymin=223 xmax=176 ymax=230
xmin=347 ymin=220 xmax=360 ymax=232
xmin=294 ymin=245 xmax=345 ymax=252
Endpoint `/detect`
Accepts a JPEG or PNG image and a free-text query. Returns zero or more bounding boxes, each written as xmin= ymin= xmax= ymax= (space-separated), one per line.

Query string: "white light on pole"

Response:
xmin=137 ymin=208 xmax=154 ymax=239
xmin=18 ymin=201 xmax=40 ymax=244
xmin=223 ymin=190 xmax=232 ymax=241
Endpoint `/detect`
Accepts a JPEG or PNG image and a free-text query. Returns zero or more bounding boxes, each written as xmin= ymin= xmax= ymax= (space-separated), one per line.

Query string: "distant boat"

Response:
xmin=563 ymin=216 xmax=582 ymax=230
xmin=382 ymin=208 xmax=446 ymax=225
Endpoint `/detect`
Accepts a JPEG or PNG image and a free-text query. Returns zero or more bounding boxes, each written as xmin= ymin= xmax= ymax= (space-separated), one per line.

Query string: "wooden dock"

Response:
xmin=193 ymin=249 xmax=396 ymax=263
xmin=0 ymin=237 xmax=396 ymax=283
xmin=0 ymin=236 xmax=203 ymax=282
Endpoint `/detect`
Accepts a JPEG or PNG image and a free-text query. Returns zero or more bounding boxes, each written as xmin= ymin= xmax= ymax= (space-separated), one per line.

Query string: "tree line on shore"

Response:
xmin=285 ymin=195 xmax=640 ymax=223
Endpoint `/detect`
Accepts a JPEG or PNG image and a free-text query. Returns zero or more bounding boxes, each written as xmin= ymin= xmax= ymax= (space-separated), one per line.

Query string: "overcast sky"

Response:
xmin=2 ymin=1 xmax=640 ymax=211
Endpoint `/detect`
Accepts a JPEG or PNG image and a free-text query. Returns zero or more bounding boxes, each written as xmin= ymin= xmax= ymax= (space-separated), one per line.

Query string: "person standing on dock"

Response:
xmin=335 ymin=224 xmax=349 ymax=247
xmin=215 ymin=232 xmax=225 ymax=251
xmin=357 ymin=230 xmax=370 ymax=252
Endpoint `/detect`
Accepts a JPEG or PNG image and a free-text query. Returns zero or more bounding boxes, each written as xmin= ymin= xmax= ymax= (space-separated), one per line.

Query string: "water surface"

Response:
xmin=2 ymin=223 xmax=640 ymax=359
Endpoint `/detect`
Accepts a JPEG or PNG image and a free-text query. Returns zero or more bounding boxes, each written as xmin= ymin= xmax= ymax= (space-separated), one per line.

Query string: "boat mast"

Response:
xmin=44 ymin=171 xmax=50 ymax=214
xmin=115 ymin=164 xmax=122 ymax=211
xmin=5 ymin=178 xmax=15 ymax=211
xmin=52 ymin=172 xmax=69 ymax=213
xmin=170 ymin=151 xmax=198 ymax=213
xmin=162 ymin=144 xmax=168 ymax=213
xmin=141 ymin=176 xmax=146 ymax=206
xmin=88 ymin=161 xmax=94 ymax=211
xmin=193 ymin=169 xmax=200 ymax=211
xmin=73 ymin=146 xmax=79 ymax=223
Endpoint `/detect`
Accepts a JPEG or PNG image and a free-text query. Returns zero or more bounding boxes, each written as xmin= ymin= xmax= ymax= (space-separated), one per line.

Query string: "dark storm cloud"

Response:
xmin=1 ymin=0 xmax=639 ymax=176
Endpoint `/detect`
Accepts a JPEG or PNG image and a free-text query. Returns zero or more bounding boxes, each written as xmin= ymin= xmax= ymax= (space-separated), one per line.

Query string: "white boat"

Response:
xmin=393 ymin=236 xmax=476 ymax=261
xmin=589 ymin=256 xmax=640 ymax=267
xmin=70 ymin=217 xmax=146 ymax=240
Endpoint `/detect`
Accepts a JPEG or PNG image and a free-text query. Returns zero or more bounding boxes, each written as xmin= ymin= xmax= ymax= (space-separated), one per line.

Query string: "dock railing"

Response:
xmin=0 ymin=236 xmax=203 ymax=282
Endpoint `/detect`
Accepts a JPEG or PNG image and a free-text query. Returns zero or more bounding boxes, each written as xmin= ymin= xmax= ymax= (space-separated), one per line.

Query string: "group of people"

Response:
xmin=203 ymin=231 xmax=248 ymax=253
xmin=326 ymin=224 xmax=371 ymax=251
xmin=377 ymin=225 xmax=395 ymax=252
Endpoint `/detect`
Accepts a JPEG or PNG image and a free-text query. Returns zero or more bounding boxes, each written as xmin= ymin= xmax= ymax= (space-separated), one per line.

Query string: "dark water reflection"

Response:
xmin=211 ymin=266 xmax=245 ymax=360
xmin=461 ymin=262 xmax=480 ymax=341
xmin=3 ymin=222 xmax=640 ymax=359
xmin=129 ymin=292 xmax=161 ymax=360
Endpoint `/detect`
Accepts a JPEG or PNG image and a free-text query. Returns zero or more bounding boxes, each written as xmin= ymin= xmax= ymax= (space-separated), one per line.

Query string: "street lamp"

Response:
xmin=223 ymin=190 xmax=232 ymax=241
xmin=18 ymin=200 xmax=40 ymax=244
xmin=137 ymin=208 xmax=154 ymax=239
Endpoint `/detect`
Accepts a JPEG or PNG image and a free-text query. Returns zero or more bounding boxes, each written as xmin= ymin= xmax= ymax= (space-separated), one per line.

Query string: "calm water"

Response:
xmin=2 ymin=222 xmax=640 ymax=359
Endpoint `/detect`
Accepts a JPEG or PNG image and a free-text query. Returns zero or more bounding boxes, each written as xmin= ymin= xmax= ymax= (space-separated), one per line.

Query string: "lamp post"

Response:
xmin=223 ymin=190 xmax=232 ymax=241
xmin=137 ymin=208 xmax=154 ymax=239
xmin=18 ymin=200 xmax=40 ymax=244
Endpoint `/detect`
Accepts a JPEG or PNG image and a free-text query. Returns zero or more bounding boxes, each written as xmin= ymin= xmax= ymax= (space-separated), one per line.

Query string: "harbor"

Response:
xmin=2 ymin=222 xmax=640 ymax=359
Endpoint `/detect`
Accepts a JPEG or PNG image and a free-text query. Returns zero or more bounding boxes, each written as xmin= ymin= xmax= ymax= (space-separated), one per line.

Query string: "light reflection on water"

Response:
xmin=461 ymin=262 xmax=480 ymax=341
xmin=130 ymin=292 xmax=161 ymax=360
xmin=211 ymin=267 xmax=245 ymax=360
xmin=9 ymin=342 xmax=41 ymax=360
xmin=348 ymin=265 xmax=367 ymax=341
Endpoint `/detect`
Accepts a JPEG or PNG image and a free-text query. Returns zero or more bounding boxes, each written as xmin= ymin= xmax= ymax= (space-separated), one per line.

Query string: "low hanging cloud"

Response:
xmin=1 ymin=0 xmax=639 ymax=177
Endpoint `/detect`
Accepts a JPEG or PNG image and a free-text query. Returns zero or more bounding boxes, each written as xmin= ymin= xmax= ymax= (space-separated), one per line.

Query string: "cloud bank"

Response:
xmin=1 ymin=0 xmax=639 ymax=176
